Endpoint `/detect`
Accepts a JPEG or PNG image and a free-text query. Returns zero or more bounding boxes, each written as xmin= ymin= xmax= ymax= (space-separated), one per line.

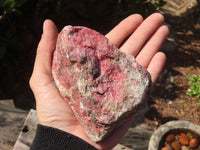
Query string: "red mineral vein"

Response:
xmin=52 ymin=25 xmax=151 ymax=142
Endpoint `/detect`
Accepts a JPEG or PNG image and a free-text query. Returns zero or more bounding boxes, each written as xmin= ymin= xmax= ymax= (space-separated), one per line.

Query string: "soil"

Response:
xmin=144 ymin=16 xmax=200 ymax=130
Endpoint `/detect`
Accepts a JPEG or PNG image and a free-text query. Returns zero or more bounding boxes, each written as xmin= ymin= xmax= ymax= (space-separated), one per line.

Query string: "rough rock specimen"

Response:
xmin=52 ymin=26 xmax=152 ymax=142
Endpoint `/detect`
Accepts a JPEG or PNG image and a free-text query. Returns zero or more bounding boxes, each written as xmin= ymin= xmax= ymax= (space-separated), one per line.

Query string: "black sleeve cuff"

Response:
xmin=30 ymin=124 xmax=97 ymax=150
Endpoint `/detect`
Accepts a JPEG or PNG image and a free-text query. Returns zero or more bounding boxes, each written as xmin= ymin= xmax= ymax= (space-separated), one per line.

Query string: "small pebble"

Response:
xmin=181 ymin=145 xmax=188 ymax=150
xmin=178 ymin=133 xmax=189 ymax=145
xmin=165 ymin=84 xmax=173 ymax=91
xmin=186 ymin=133 xmax=193 ymax=140
xmin=166 ymin=99 xmax=173 ymax=105
xmin=189 ymin=138 xmax=198 ymax=148
xmin=166 ymin=134 xmax=175 ymax=143
xmin=161 ymin=147 xmax=170 ymax=150
xmin=171 ymin=141 xmax=181 ymax=150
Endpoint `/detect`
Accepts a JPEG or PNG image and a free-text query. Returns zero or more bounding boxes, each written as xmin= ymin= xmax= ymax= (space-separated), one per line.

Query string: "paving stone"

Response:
xmin=120 ymin=124 xmax=153 ymax=150
xmin=158 ymin=0 xmax=198 ymax=16
xmin=0 ymin=100 xmax=28 ymax=150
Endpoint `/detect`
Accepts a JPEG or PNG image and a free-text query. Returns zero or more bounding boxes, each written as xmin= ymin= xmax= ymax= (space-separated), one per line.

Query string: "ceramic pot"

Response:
xmin=148 ymin=120 xmax=200 ymax=150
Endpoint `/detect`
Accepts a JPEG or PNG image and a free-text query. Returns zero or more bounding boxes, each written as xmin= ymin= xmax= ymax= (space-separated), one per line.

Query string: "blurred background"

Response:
xmin=0 ymin=0 xmax=200 ymax=149
xmin=0 ymin=0 xmax=167 ymax=109
xmin=0 ymin=0 xmax=200 ymax=130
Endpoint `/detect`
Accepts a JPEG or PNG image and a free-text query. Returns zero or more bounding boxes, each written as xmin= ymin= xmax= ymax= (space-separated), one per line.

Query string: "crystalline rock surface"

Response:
xmin=52 ymin=26 xmax=152 ymax=142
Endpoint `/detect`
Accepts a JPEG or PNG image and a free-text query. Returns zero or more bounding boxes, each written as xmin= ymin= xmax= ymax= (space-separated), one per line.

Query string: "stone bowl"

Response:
xmin=148 ymin=120 xmax=200 ymax=150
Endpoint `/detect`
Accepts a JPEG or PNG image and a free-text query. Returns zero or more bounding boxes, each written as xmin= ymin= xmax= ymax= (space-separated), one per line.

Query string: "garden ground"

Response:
xmin=144 ymin=15 xmax=200 ymax=129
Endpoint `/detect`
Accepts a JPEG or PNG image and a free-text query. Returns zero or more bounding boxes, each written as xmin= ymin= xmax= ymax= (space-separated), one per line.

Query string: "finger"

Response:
xmin=136 ymin=25 xmax=169 ymax=68
xmin=30 ymin=19 xmax=58 ymax=92
xmin=147 ymin=52 xmax=166 ymax=84
xmin=33 ymin=19 xmax=58 ymax=78
xmin=120 ymin=13 xmax=164 ymax=56
xmin=105 ymin=14 xmax=143 ymax=47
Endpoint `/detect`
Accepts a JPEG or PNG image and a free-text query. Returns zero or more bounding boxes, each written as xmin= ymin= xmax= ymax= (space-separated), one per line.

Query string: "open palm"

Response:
xmin=30 ymin=13 xmax=169 ymax=150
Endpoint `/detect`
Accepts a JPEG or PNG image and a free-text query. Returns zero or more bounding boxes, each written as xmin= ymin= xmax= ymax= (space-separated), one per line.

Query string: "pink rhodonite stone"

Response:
xmin=52 ymin=26 xmax=152 ymax=142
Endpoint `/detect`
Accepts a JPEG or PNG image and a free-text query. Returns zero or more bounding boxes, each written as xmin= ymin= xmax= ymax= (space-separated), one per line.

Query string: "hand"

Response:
xmin=30 ymin=13 xmax=168 ymax=150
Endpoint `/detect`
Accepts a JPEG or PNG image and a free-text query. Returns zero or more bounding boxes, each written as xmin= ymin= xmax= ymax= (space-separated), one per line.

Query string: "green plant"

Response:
xmin=187 ymin=74 xmax=200 ymax=98
xmin=0 ymin=0 xmax=16 ymax=14
xmin=151 ymin=0 xmax=166 ymax=10
xmin=179 ymin=100 xmax=184 ymax=104
xmin=0 ymin=0 xmax=29 ymax=16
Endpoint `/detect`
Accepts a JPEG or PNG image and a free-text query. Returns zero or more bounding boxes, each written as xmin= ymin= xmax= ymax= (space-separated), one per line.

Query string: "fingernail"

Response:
xmin=43 ymin=20 xmax=47 ymax=33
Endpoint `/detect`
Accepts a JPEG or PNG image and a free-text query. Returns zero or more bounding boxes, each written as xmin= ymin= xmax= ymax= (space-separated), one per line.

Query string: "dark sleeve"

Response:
xmin=30 ymin=124 xmax=97 ymax=150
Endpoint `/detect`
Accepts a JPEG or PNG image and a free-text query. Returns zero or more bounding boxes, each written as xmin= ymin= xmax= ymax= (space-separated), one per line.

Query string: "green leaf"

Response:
xmin=3 ymin=0 xmax=15 ymax=10
xmin=187 ymin=74 xmax=200 ymax=98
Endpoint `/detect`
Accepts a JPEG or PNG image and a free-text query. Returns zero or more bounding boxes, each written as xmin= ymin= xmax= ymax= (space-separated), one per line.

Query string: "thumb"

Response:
xmin=30 ymin=19 xmax=58 ymax=91
xmin=34 ymin=19 xmax=58 ymax=76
